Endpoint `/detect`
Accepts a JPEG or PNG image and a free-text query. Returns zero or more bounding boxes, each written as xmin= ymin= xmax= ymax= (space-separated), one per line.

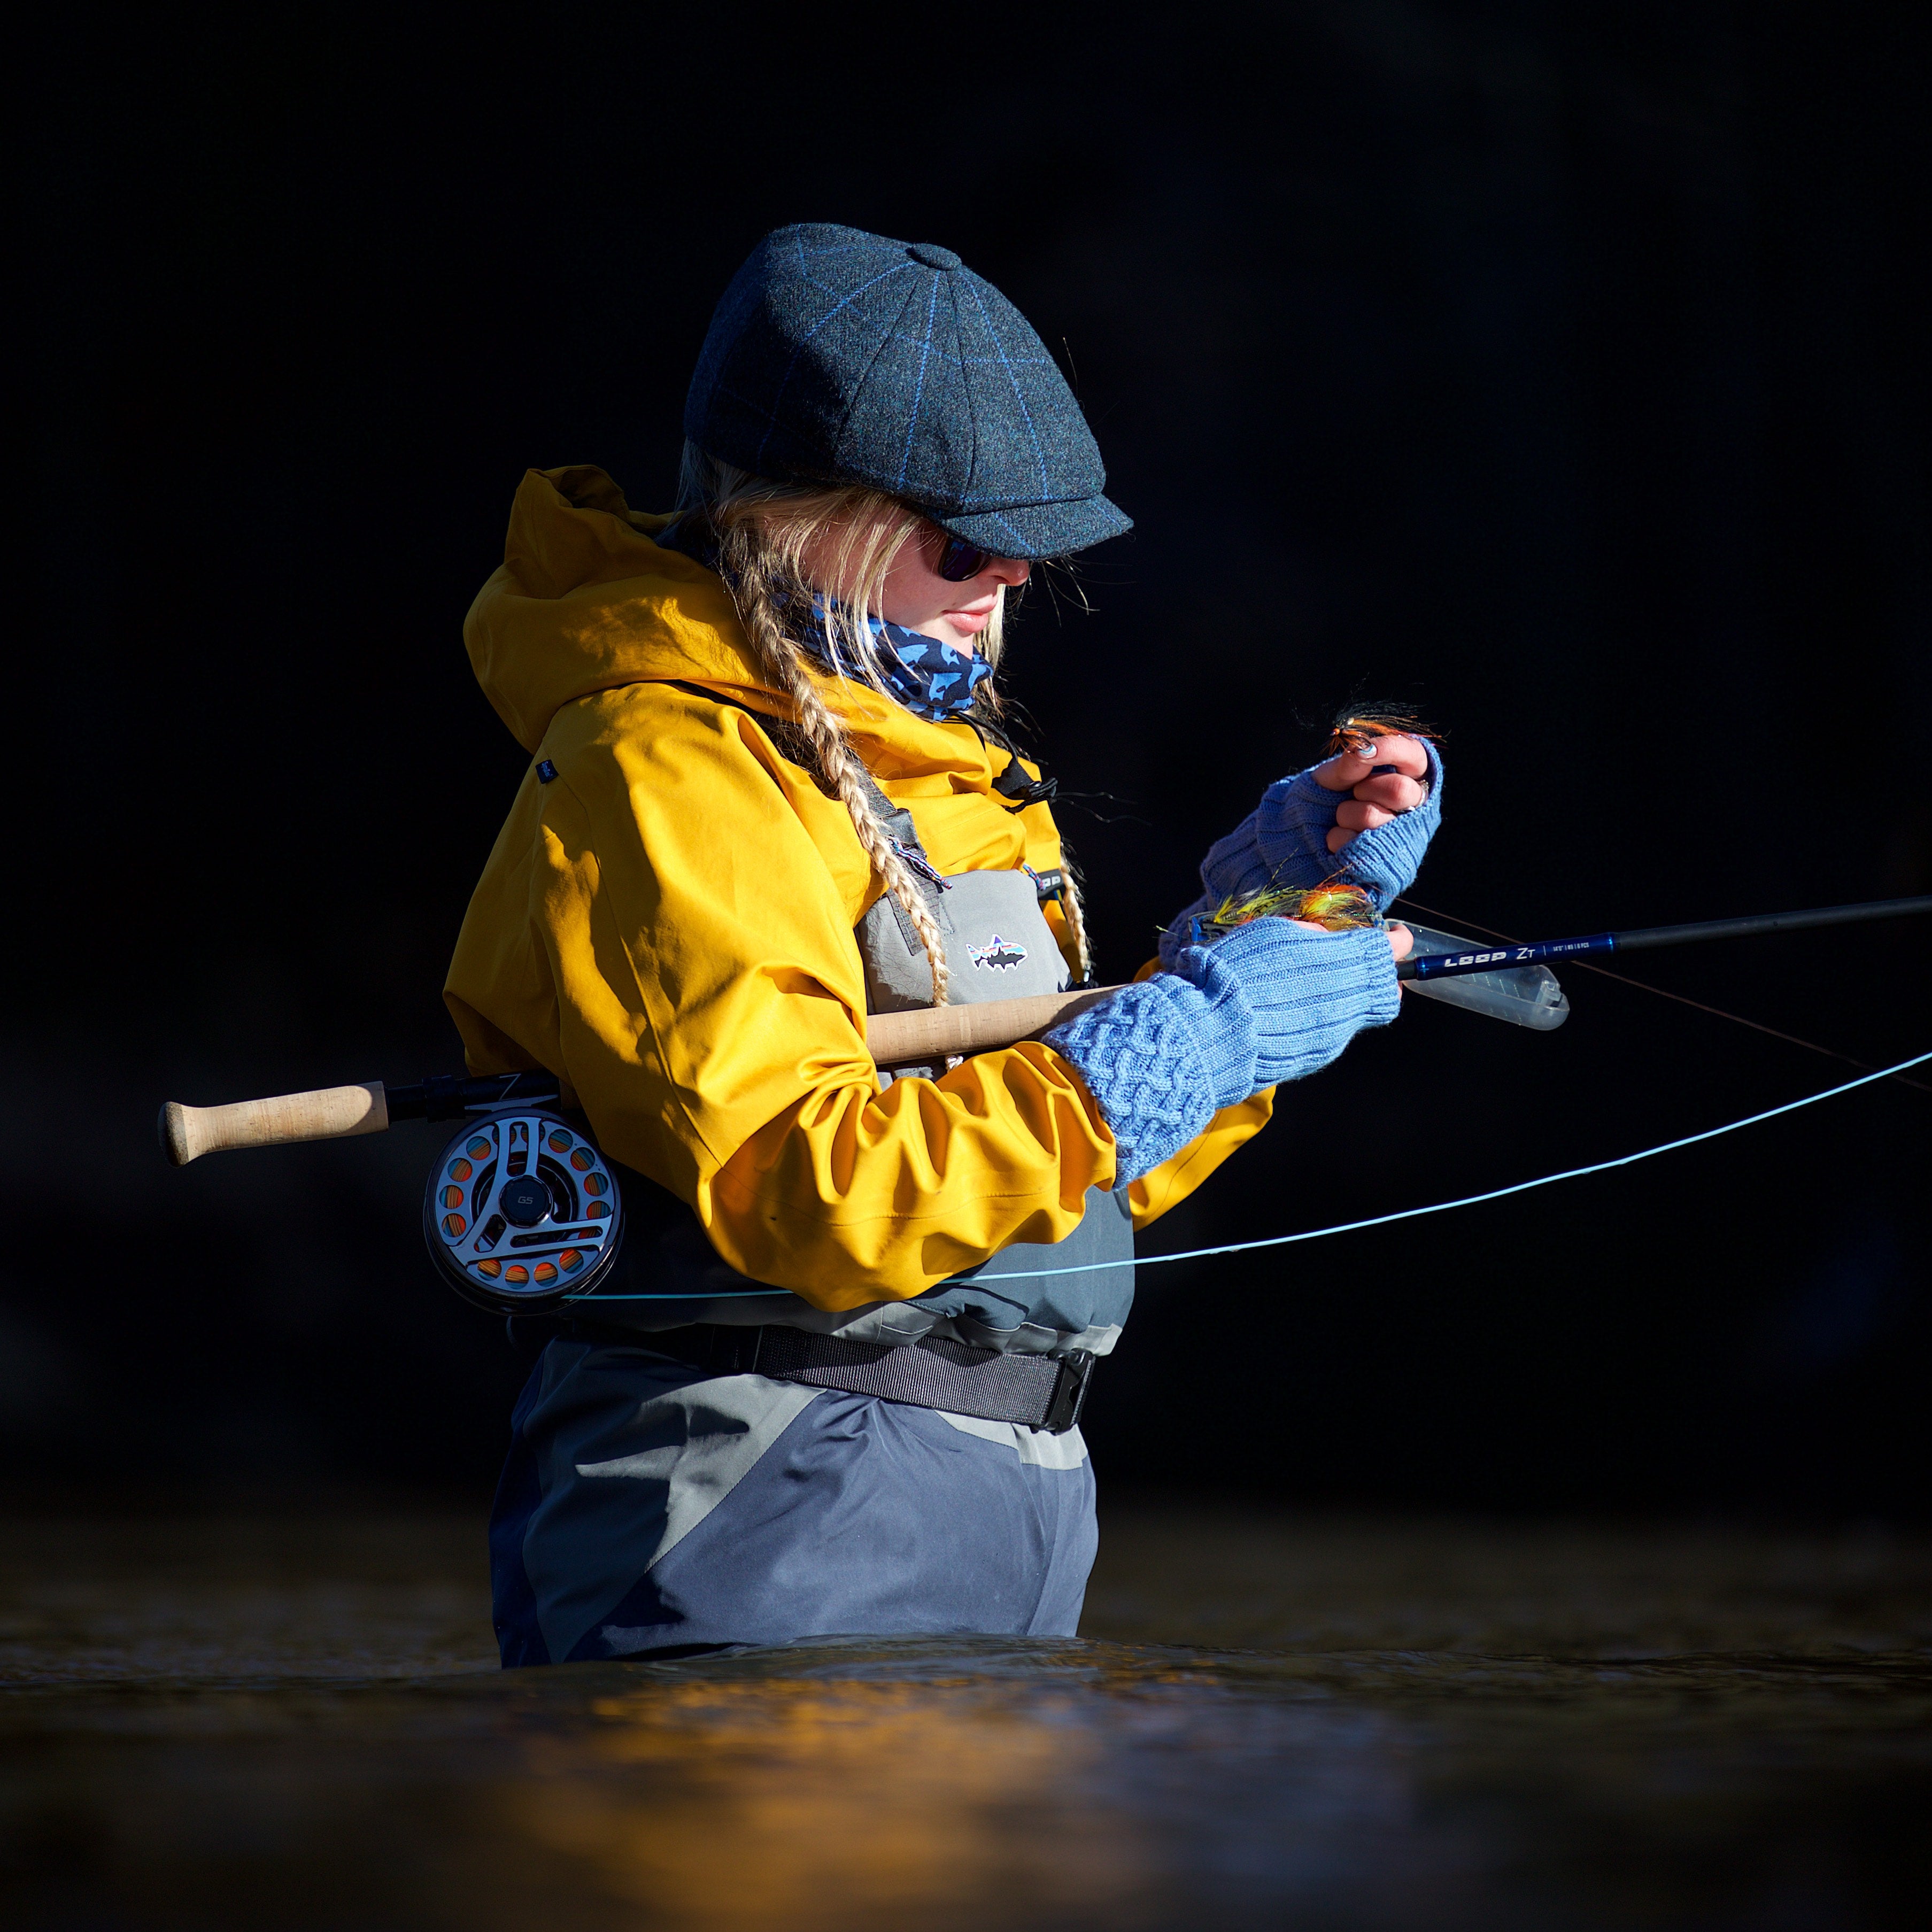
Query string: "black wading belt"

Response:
xmin=593 ymin=1322 xmax=1094 ymax=1435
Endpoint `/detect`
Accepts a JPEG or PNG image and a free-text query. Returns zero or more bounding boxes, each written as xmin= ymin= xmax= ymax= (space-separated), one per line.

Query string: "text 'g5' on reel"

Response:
xmin=424 ymin=1109 xmax=623 ymax=1315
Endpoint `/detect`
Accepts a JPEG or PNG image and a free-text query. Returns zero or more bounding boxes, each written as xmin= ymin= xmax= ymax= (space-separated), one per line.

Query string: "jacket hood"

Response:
xmin=465 ymin=466 xmax=987 ymax=778
xmin=465 ymin=466 xmax=772 ymax=753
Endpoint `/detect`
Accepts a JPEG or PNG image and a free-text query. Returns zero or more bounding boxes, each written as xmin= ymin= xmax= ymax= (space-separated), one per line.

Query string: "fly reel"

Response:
xmin=423 ymin=1109 xmax=623 ymax=1315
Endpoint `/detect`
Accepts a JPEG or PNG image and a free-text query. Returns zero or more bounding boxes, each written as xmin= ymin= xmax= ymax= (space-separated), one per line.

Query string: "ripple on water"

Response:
xmin=2 ymin=1510 xmax=1928 ymax=1930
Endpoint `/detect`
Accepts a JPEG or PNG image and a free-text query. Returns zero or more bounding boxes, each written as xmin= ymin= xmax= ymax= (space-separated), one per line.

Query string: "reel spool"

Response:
xmin=423 ymin=1109 xmax=623 ymax=1315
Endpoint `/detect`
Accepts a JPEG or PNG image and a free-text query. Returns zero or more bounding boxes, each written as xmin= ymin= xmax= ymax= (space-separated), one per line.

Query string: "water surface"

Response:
xmin=3 ymin=1507 xmax=1927 ymax=1928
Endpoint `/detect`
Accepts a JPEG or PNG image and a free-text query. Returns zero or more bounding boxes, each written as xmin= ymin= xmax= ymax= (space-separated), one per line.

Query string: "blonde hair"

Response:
xmin=677 ymin=443 xmax=1092 ymax=1003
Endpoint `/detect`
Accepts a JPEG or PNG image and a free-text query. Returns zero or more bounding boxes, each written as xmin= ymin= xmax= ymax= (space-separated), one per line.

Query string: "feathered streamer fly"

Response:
xmin=1324 ymin=707 xmax=1440 ymax=761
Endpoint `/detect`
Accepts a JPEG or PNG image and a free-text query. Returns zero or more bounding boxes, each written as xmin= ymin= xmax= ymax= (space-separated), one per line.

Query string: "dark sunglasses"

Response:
xmin=933 ymin=529 xmax=996 ymax=582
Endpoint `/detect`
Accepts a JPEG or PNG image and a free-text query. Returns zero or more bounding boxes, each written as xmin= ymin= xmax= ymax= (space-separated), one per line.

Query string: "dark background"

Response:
xmin=12 ymin=4 xmax=1927 ymax=1515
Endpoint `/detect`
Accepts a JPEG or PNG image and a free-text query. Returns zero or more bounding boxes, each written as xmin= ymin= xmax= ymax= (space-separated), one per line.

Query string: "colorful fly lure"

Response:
xmin=1190 ymin=881 xmax=1380 ymax=945
xmin=1325 ymin=708 xmax=1440 ymax=760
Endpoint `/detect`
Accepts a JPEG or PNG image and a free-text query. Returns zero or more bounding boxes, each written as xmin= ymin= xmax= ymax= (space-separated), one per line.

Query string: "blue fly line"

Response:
xmin=570 ymin=1046 xmax=1931 ymax=1302
xmin=978 ymin=1045 xmax=1932 ymax=1285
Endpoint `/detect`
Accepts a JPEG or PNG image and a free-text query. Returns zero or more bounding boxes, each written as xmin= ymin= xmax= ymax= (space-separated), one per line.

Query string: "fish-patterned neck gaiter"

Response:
xmin=803 ymin=599 xmax=992 ymax=722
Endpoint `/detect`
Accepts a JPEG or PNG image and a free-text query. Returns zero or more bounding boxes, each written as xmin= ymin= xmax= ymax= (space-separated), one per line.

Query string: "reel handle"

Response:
xmin=159 ymin=1082 xmax=389 ymax=1167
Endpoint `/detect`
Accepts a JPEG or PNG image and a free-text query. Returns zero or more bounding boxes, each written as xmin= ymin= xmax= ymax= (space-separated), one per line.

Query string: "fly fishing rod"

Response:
xmin=1395 ymin=893 xmax=1932 ymax=983
xmin=157 ymin=891 xmax=1931 ymax=1317
xmin=160 ymin=893 xmax=1932 ymax=1167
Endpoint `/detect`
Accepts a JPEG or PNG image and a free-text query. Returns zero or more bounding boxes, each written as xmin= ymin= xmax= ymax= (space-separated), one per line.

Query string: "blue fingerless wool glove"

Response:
xmin=1160 ymin=740 xmax=1444 ymax=970
xmin=1047 ymin=917 xmax=1401 ymax=1183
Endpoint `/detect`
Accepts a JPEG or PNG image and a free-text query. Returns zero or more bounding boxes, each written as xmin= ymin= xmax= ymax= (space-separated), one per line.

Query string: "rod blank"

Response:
xmin=1613 ymin=894 xmax=1932 ymax=952
xmin=1398 ymin=893 xmax=1932 ymax=983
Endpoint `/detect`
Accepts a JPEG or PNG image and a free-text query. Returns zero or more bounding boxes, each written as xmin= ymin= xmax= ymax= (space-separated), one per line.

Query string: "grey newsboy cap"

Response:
xmin=684 ymin=223 xmax=1131 ymax=559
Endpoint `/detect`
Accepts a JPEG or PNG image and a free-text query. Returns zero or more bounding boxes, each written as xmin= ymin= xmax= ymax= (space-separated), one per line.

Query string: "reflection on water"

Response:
xmin=2 ymin=1508 xmax=1928 ymax=1929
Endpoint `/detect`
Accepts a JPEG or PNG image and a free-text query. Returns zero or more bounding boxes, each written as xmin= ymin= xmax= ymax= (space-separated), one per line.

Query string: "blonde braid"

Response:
xmin=719 ymin=530 xmax=953 ymax=1006
xmin=1055 ymin=855 xmax=1094 ymax=987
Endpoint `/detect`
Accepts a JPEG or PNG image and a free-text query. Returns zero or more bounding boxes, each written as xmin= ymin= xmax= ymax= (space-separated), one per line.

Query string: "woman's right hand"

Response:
xmin=1305 ymin=735 xmax=1434 ymax=854
xmin=1158 ymin=738 xmax=1444 ymax=971
xmin=1251 ymin=734 xmax=1442 ymax=906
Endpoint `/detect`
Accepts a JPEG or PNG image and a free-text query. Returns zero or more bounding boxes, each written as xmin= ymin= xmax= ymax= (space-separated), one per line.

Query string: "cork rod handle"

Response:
xmin=159 ymin=1083 xmax=390 ymax=1168
xmin=864 ymin=985 xmax=1123 ymax=1064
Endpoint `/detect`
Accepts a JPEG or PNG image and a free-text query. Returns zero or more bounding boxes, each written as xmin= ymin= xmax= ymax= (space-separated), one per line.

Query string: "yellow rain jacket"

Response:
xmin=445 ymin=467 xmax=1272 ymax=1309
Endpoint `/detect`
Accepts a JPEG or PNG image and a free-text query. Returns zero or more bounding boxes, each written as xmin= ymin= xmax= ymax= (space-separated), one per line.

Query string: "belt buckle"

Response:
xmin=705 ymin=1325 xmax=764 ymax=1375
xmin=1041 ymin=1349 xmax=1093 ymax=1434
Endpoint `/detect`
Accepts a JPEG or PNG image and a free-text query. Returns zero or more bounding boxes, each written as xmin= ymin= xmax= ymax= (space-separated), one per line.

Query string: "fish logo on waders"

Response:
xmin=970 ymin=934 xmax=1029 ymax=972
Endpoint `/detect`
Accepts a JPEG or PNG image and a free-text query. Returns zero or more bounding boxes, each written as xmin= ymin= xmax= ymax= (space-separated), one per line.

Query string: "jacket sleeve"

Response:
xmin=1125 ymin=1093 xmax=1274 ymax=1229
xmin=446 ymin=683 xmax=1120 ymax=1310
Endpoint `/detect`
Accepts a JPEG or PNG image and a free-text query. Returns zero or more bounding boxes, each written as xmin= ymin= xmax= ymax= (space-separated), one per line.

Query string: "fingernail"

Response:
xmin=1355 ymin=741 xmax=1377 ymax=759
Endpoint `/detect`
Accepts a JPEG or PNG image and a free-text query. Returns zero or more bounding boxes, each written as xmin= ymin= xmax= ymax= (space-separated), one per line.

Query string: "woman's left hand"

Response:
xmin=1308 ymin=734 xmax=1434 ymax=854
xmin=1289 ymin=916 xmax=1414 ymax=963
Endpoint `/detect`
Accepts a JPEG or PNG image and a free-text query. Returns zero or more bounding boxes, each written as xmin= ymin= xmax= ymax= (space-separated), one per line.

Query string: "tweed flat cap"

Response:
xmin=685 ymin=224 xmax=1131 ymax=560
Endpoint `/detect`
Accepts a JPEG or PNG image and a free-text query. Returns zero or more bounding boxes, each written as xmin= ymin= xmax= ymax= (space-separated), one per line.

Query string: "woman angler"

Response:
xmin=447 ymin=224 xmax=1441 ymax=1665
